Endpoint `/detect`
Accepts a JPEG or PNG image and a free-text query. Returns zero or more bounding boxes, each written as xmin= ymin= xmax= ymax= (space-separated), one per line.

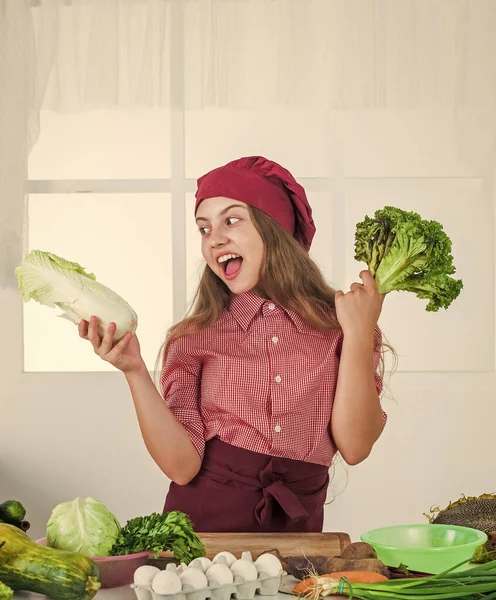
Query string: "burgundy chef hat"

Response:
xmin=195 ymin=156 xmax=316 ymax=251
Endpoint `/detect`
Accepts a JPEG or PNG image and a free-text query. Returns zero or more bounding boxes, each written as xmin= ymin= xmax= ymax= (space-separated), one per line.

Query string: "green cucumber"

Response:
xmin=0 ymin=501 xmax=26 ymax=526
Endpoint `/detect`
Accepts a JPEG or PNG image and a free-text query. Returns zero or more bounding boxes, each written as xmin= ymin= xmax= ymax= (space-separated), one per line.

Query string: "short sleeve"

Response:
xmin=160 ymin=339 xmax=205 ymax=459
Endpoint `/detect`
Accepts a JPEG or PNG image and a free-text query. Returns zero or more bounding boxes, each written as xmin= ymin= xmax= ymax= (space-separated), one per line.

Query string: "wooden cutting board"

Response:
xmin=198 ymin=532 xmax=351 ymax=559
xmin=156 ymin=532 xmax=351 ymax=562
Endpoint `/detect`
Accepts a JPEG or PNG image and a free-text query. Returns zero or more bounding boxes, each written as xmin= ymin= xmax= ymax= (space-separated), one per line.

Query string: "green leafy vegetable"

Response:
xmin=306 ymin=558 xmax=496 ymax=599
xmin=46 ymin=497 xmax=121 ymax=557
xmin=15 ymin=250 xmax=138 ymax=341
xmin=110 ymin=511 xmax=206 ymax=563
xmin=354 ymin=206 xmax=463 ymax=311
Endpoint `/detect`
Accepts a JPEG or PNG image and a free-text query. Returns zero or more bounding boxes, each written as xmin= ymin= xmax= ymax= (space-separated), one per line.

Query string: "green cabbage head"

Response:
xmin=47 ymin=497 xmax=121 ymax=557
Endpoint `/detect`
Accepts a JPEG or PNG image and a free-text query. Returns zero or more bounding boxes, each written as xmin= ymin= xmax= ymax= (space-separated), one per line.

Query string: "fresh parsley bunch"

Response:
xmin=110 ymin=510 xmax=205 ymax=563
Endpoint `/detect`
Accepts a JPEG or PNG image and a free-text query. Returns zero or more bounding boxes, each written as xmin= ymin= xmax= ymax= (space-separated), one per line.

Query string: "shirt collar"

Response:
xmin=229 ymin=291 xmax=309 ymax=332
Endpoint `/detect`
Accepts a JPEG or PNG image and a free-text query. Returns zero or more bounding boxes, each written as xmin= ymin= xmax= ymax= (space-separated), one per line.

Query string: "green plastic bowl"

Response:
xmin=360 ymin=524 xmax=488 ymax=574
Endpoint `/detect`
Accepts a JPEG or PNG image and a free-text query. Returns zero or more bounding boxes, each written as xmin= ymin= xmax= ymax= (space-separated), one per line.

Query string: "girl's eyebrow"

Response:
xmin=196 ymin=204 xmax=247 ymax=223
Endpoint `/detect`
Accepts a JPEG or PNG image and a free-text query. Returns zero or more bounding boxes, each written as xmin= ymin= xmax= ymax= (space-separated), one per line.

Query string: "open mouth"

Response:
xmin=218 ymin=253 xmax=243 ymax=280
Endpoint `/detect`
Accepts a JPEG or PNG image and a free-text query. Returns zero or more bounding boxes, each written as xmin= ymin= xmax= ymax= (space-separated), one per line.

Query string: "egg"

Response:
xmin=212 ymin=551 xmax=237 ymax=567
xmin=230 ymin=558 xmax=258 ymax=582
xmin=205 ymin=563 xmax=234 ymax=586
xmin=133 ymin=565 xmax=161 ymax=587
xmin=151 ymin=570 xmax=183 ymax=595
xmin=179 ymin=567 xmax=209 ymax=590
xmin=254 ymin=553 xmax=283 ymax=577
xmin=189 ymin=557 xmax=213 ymax=572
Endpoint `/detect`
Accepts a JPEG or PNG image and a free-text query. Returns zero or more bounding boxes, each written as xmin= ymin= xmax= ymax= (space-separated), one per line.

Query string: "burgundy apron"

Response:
xmin=163 ymin=438 xmax=329 ymax=532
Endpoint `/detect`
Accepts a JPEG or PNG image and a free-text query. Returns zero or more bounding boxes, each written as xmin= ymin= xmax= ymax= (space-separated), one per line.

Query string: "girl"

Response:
xmin=79 ymin=156 xmax=387 ymax=533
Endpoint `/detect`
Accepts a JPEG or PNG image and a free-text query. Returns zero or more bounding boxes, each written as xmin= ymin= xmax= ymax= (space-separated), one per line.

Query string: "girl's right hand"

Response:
xmin=78 ymin=315 xmax=146 ymax=375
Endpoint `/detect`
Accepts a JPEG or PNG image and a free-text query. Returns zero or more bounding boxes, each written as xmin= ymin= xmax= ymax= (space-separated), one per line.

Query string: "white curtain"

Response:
xmin=2 ymin=0 xmax=496 ymax=291
xmin=30 ymin=0 xmax=496 ymax=116
xmin=0 ymin=2 xmax=34 ymax=294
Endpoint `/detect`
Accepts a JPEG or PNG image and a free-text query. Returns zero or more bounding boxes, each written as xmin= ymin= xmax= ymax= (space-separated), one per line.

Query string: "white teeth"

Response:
xmin=217 ymin=254 xmax=240 ymax=264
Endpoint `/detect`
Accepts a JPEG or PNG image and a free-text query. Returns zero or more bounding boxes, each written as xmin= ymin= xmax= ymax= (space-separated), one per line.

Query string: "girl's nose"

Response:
xmin=210 ymin=228 xmax=229 ymax=248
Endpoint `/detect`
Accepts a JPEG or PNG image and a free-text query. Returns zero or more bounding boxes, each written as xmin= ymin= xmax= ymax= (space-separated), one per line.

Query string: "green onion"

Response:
xmin=307 ymin=559 xmax=496 ymax=600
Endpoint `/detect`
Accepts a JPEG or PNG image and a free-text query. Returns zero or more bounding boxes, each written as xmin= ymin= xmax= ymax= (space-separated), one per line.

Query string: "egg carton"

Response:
xmin=132 ymin=572 xmax=281 ymax=600
xmin=132 ymin=551 xmax=283 ymax=600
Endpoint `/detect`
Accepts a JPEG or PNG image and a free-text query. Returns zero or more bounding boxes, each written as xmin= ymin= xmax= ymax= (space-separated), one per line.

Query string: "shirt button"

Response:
xmin=268 ymin=303 xmax=275 ymax=310
xmin=274 ymin=425 xmax=282 ymax=433
xmin=275 ymin=375 xmax=282 ymax=383
xmin=271 ymin=336 xmax=279 ymax=344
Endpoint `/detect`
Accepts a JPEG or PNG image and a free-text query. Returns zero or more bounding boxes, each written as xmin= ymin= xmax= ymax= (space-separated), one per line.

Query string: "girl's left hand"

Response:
xmin=335 ymin=270 xmax=386 ymax=338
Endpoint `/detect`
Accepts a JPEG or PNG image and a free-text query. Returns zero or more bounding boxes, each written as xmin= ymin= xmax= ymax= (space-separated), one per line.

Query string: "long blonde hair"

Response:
xmin=156 ymin=205 xmax=394 ymax=379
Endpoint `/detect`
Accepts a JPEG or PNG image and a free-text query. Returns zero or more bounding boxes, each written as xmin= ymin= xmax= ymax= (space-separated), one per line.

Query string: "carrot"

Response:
xmin=293 ymin=572 xmax=388 ymax=596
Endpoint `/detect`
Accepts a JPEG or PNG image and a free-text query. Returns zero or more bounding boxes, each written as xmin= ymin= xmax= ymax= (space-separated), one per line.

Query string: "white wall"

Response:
xmin=1 ymin=106 xmax=494 ymax=543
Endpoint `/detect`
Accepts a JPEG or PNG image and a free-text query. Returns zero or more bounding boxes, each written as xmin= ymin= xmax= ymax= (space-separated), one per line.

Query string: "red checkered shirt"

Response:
xmin=161 ymin=292 xmax=385 ymax=467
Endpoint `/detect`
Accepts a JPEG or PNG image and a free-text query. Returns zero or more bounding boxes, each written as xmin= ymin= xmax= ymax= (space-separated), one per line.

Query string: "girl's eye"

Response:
xmin=199 ymin=217 xmax=238 ymax=235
